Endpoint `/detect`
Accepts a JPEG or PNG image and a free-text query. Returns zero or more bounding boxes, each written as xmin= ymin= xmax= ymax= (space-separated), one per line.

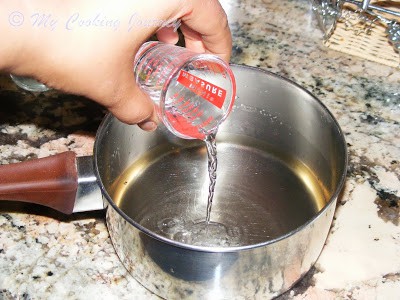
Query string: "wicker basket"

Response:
xmin=324 ymin=0 xmax=400 ymax=68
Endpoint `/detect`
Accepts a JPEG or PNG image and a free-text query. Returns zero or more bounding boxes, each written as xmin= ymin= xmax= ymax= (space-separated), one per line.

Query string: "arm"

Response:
xmin=0 ymin=0 xmax=232 ymax=128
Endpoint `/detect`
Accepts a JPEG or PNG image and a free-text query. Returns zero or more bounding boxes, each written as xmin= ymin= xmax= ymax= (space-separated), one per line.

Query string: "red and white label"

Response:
xmin=177 ymin=70 xmax=226 ymax=109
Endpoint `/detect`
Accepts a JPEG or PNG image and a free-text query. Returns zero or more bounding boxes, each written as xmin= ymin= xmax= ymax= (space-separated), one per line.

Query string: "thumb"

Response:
xmin=105 ymin=78 xmax=158 ymax=131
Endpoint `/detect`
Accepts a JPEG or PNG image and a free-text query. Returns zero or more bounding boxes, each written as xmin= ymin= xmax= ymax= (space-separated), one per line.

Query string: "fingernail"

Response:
xmin=140 ymin=121 xmax=158 ymax=131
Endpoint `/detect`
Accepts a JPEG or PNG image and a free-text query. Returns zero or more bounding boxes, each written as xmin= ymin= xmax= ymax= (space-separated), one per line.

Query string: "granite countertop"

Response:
xmin=1 ymin=0 xmax=399 ymax=299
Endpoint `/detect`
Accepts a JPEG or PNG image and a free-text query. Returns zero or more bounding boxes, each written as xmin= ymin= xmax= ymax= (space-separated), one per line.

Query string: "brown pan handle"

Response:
xmin=0 ymin=151 xmax=78 ymax=214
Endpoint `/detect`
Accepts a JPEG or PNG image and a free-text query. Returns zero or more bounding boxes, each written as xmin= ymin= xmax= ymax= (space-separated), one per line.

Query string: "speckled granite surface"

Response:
xmin=1 ymin=0 xmax=399 ymax=299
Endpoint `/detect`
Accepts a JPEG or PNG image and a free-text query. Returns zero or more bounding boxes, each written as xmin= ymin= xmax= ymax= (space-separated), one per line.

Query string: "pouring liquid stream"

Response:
xmin=205 ymin=132 xmax=217 ymax=224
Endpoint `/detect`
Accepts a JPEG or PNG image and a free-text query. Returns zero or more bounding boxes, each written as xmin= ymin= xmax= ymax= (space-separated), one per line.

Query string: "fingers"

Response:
xmin=156 ymin=27 xmax=180 ymax=44
xmin=110 ymin=91 xmax=158 ymax=131
xmin=138 ymin=114 xmax=158 ymax=131
xmin=106 ymin=82 xmax=158 ymax=130
xmin=179 ymin=0 xmax=232 ymax=62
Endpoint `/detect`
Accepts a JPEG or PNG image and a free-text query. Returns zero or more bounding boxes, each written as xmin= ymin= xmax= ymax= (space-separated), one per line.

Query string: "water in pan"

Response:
xmin=111 ymin=133 xmax=329 ymax=248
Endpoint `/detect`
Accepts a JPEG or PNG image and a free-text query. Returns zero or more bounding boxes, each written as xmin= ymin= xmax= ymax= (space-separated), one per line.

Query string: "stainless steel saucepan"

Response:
xmin=0 ymin=65 xmax=347 ymax=299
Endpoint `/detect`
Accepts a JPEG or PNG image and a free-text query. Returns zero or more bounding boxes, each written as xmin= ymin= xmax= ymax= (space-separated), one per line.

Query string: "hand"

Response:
xmin=1 ymin=0 xmax=232 ymax=130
